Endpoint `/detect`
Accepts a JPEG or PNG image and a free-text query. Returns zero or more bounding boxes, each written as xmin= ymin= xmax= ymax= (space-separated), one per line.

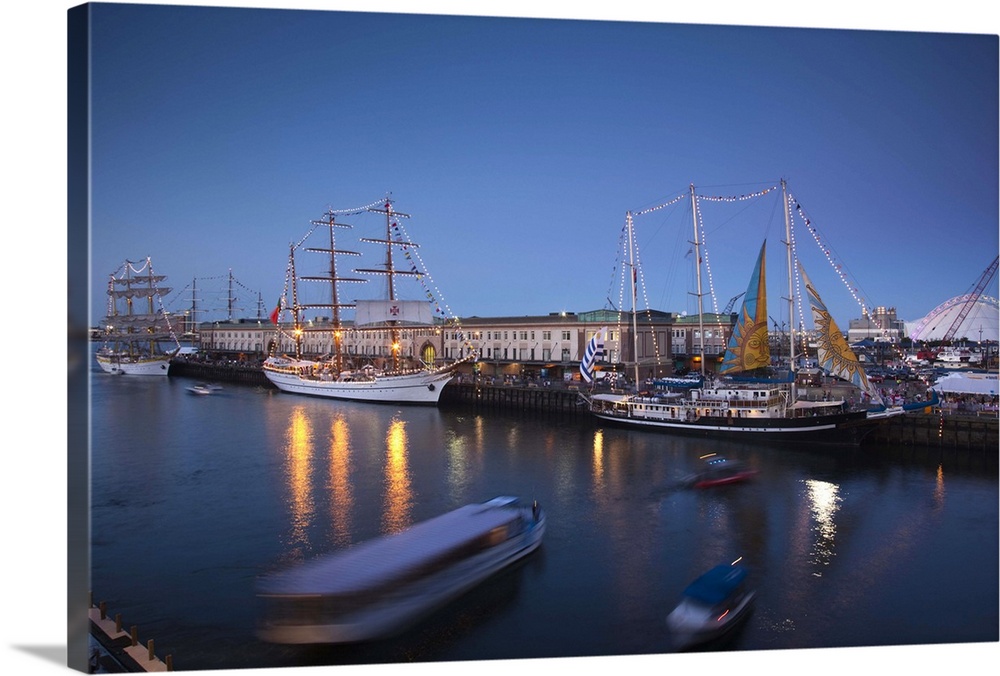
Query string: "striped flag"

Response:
xmin=580 ymin=327 xmax=607 ymax=383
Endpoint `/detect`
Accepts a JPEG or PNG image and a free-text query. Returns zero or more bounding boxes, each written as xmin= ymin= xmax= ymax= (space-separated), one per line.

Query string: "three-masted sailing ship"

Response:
xmin=95 ymin=257 xmax=181 ymax=376
xmin=262 ymin=198 xmax=474 ymax=404
xmin=580 ymin=180 xmax=921 ymax=443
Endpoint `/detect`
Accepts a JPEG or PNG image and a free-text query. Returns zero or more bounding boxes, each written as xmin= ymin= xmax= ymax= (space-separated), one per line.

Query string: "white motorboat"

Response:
xmin=257 ymin=496 xmax=546 ymax=644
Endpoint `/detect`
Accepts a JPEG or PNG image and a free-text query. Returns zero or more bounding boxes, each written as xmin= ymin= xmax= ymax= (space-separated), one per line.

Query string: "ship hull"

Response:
xmin=95 ymin=353 xmax=171 ymax=376
xmin=263 ymin=366 xmax=454 ymax=404
xmin=588 ymin=407 xmax=878 ymax=445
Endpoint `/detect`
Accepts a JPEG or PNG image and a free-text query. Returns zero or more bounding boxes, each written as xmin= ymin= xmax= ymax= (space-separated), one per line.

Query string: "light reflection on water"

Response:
xmin=87 ymin=361 xmax=998 ymax=670
xmin=383 ymin=416 xmax=413 ymax=534
xmin=327 ymin=413 xmax=353 ymax=548
xmin=805 ymin=478 xmax=841 ymax=573
xmin=283 ymin=406 xmax=315 ymax=559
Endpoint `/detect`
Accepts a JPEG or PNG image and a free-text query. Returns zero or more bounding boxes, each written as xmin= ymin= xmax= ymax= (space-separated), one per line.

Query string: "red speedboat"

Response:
xmin=685 ymin=454 xmax=757 ymax=488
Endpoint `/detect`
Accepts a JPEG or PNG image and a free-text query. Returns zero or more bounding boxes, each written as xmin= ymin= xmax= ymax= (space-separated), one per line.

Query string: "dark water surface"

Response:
xmin=87 ymin=360 xmax=998 ymax=672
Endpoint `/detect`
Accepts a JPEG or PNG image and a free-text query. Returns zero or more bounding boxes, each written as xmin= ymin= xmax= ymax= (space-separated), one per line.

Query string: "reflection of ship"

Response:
xmin=263 ymin=199 xmax=474 ymax=404
xmin=95 ymin=257 xmax=180 ymax=376
xmin=256 ymin=496 xmax=546 ymax=644
xmin=580 ymin=180 xmax=910 ymax=443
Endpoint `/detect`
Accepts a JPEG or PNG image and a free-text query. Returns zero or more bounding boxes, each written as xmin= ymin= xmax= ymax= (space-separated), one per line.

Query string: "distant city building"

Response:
xmin=847 ymin=306 xmax=905 ymax=343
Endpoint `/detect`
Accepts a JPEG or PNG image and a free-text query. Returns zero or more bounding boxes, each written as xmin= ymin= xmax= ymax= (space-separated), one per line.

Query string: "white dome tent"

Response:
xmin=933 ymin=371 xmax=998 ymax=395
xmin=907 ymin=295 xmax=999 ymax=343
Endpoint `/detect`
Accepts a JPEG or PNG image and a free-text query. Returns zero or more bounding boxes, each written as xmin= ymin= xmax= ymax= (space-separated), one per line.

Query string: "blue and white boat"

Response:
xmin=666 ymin=560 xmax=756 ymax=650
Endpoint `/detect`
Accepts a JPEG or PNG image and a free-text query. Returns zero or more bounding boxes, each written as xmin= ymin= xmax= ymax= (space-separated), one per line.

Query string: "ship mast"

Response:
xmin=781 ymin=178 xmax=797 ymax=401
xmin=300 ymin=209 xmax=364 ymax=372
xmin=626 ymin=211 xmax=640 ymax=387
xmin=689 ymin=184 xmax=706 ymax=378
xmin=288 ymin=245 xmax=301 ymax=360
xmin=355 ymin=199 xmax=417 ymax=373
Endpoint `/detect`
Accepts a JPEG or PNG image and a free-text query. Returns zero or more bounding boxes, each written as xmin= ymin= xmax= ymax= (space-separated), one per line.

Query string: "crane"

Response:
xmin=941 ymin=255 xmax=999 ymax=344
xmin=723 ymin=292 xmax=745 ymax=314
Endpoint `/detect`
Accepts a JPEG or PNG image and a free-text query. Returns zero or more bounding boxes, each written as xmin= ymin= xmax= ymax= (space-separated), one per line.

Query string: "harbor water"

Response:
xmin=87 ymin=355 xmax=998 ymax=672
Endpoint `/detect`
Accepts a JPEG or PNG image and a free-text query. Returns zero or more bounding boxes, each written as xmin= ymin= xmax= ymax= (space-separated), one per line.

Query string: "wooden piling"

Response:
xmin=89 ymin=595 xmax=172 ymax=672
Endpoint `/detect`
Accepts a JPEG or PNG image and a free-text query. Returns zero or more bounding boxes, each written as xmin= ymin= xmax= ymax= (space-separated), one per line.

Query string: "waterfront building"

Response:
xmin=669 ymin=313 xmax=733 ymax=373
xmin=443 ymin=309 xmax=677 ymax=383
xmin=194 ymin=309 xmax=737 ymax=384
xmin=198 ymin=317 xmax=446 ymax=372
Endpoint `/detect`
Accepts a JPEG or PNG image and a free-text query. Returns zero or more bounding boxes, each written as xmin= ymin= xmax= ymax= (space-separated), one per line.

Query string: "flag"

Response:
xmin=580 ymin=327 xmax=607 ymax=383
xmin=269 ymin=298 xmax=281 ymax=324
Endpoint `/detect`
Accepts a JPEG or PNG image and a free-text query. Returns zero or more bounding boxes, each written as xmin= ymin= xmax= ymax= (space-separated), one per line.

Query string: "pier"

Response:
xmin=89 ymin=595 xmax=172 ymax=672
xmin=871 ymin=411 xmax=999 ymax=451
xmin=167 ymin=357 xmax=997 ymax=452
xmin=440 ymin=380 xmax=585 ymax=415
xmin=168 ymin=357 xmax=270 ymax=387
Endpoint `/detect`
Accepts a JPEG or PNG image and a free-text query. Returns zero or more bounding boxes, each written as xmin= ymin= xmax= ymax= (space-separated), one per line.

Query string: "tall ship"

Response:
xmin=262 ymin=198 xmax=475 ymax=404
xmin=579 ymin=180 xmax=925 ymax=444
xmin=95 ymin=257 xmax=181 ymax=376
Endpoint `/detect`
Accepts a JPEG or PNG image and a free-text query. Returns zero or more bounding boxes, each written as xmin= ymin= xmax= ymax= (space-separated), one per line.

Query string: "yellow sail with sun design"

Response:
xmin=720 ymin=241 xmax=771 ymax=374
xmin=797 ymin=262 xmax=881 ymax=402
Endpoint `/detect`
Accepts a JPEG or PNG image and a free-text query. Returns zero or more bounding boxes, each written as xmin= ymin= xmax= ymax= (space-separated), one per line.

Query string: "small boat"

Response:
xmin=185 ymin=384 xmax=216 ymax=395
xmin=683 ymin=454 xmax=757 ymax=488
xmin=256 ymin=496 xmax=546 ymax=644
xmin=936 ymin=346 xmax=984 ymax=368
xmin=667 ymin=559 xmax=756 ymax=650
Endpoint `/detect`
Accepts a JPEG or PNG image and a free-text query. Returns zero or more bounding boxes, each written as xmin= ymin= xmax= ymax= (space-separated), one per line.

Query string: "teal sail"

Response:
xmin=720 ymin=241 xmax=770 ymax=374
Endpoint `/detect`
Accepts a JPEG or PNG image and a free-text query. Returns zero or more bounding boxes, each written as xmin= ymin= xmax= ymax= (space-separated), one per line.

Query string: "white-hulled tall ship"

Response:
xmin=579 ymin=180 xmax=930 ymax=444
xmin=95 ymin=257 xmax=181 ymax=376
xmin=262 ymin=198 xmax=475 ymax=404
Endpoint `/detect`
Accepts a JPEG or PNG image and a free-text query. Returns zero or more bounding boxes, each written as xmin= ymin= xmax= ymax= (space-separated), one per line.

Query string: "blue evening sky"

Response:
xmin=84 ymin=3 xmax=998 ymax=332
xmin=2 ymin=4 xmax=997 ymax=676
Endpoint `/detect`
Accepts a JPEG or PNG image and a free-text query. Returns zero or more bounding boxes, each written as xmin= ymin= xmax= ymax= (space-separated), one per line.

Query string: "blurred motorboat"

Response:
xmin=666 ymin=559 xmax=756 ymax=650
xmin=256 ymin=496 xmax=546 ymax=644
xmin=683 ymin=454 xmax=757 ymax=488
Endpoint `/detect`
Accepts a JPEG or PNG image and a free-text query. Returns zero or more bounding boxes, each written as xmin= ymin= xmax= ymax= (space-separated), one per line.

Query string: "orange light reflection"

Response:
xmin=283 ymin=407 xmax=315 ymax=556
xmin=382 ymin=417 xmax=412 ymax=534
xmin=328 ymin=414 xmax=353 ymax=547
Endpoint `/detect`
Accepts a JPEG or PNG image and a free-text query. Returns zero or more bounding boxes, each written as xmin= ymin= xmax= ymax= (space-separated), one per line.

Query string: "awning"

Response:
xmin=933 ymin=372 xmax=998 ymax=395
